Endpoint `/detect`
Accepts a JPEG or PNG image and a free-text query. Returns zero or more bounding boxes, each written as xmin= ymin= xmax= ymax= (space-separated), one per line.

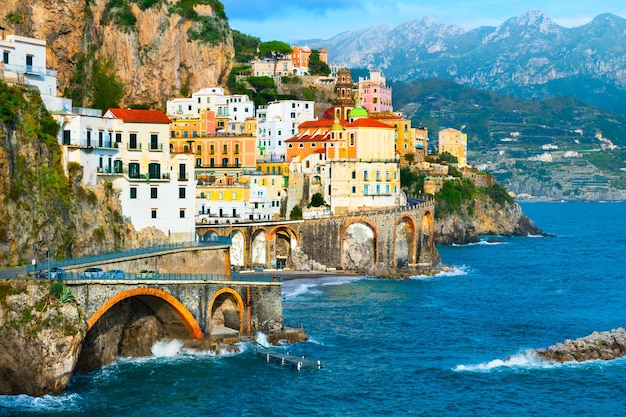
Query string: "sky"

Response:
xmin=220 ymin=0 xmax=626 ymax=42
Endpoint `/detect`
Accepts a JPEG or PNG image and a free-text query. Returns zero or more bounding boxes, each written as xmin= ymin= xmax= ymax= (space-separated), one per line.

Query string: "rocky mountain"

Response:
xmin=300 ymin=10 xmax=626 ymax=114
xmin=1 ymin=0 xmax=233 ymax=108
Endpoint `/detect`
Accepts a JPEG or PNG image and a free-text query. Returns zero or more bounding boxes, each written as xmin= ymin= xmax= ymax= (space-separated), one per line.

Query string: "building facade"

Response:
xmin=438 ymin=127 xmax=467 ymax=168
xmin=358 ymin=70 xmax=392 ymax=113
xmin=257 ymin=100 xmax=316 ymax=162
xmin=104 ymin=109 xmax=196 ymax=242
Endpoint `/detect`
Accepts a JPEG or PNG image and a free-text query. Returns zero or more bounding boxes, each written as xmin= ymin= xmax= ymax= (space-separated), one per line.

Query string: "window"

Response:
xmin=196 ymin=158 xmax=202 ymax=167
xmin=232 ymin=192 xmax=237 ymax=200
xmin=130 ymin=187 xmax=137 ymax=199
xmin=352 ymin=171 xmax=356 ymax=179
xmin=352 ymin=186 xmax=356 ymax=193
xmin=2 ymin=51 xmax=8 ymax=64
xmin=151 ymin=187 xmax=158 ymax=199
xmin=114 ymin=160 xmax=122 ymax=173
xmin=151 ymin=209 xmax=157 ymax=219
xmin=234 ymin=144 xmax=240 ymax=154
xmin=350 ymin=133 xmax=355 ymax=146
xmin=148 ymin=163 xmax=160 ymax=179
xmin=222 ymin=158 xmax=228 ymax=167
xmin=290 ymin=112 xmax=296 ymax=118
xmin=179 ymin=187 xmax=186 ymax=199
xmin=86 ymin=129 xmax=92 ymax=146
xmin=150 ymin=134 xmax=158 ymax=150
xmin=63 ymin=130 xmax=70 ymax=145
xmin=386 ymin=171 xmax=390 ymax=180
xmin=223 ymin=144 xmax=228 ymax=153
xmin=179 ymin=163 xmax=186 ymax=181
xmin=179 ymin=209 xmax=185 ymax=218
xmin=364 ymin=171 xmax=369 ymax=181
xmin=129 ymin=162 xmax=140 ymax=178
xmin=209 ymin=144 xmax=215 ymax=154
xmin=364 ymin=184 xmax=369 ymax=195
xmin=98 ymin=131 xmax=103 ymax=147
xmin=218 ymin=192 xmax=223 ymax=200
xmin=129 ymin=133 xmax=138 ymax=149
xmin=376 ymin=171 xmax=381 ymax=180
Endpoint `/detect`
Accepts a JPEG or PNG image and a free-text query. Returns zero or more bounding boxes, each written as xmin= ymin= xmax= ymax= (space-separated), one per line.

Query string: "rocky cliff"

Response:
xmin=435 ymin=195 xmax=544 ymax=245
xmin=1 ymin=0 xmax=233 ymax=108
xmin=0 ymin=82 xmax=140 ymax=267
xmin=0 ymin=280 xmax=85 ymax=396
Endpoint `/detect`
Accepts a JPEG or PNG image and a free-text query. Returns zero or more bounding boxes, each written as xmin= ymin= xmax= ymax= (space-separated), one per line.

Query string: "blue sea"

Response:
xmin=2 ymin=201 xmax=626 ymax=416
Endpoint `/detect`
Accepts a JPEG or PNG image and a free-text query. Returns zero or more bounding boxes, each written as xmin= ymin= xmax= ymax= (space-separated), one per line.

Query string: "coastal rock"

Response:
xmin=0 ymin=280 xmax=86 ymax=396
xmin=536 ymin=328 xmax=626 ymax=363
xmin=435 ymin=195 xmax=546 ymax=245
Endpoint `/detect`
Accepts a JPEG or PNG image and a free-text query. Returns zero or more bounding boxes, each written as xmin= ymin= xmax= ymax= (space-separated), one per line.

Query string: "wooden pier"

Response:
xmin=253 ymin=343 xmax=323 ymax=371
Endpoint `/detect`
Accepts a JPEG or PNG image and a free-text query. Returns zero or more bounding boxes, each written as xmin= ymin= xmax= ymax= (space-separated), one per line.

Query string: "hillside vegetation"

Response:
xmin=393 ymin=78 xmax=626 ymax=200
xmin=0 ymin=81 xmax=131 ymax=267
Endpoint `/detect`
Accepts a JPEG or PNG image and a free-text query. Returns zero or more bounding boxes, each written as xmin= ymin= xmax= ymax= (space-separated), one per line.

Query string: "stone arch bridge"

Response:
xmin=196 ymin=200 xmax=437 ymax=271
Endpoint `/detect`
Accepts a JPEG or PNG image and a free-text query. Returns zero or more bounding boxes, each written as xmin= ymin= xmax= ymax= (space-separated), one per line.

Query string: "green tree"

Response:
xmin=232 ymin=29 xmax=260 ymax=63
xmin=90 ymin=58 xmax=124 ymax=111
xmin=258 ymin=40 xmax=292 ymax=75
xmin=246 ymin=76 xmax=275 ymax=93
xmin=404 ymin=152 xmax=415 ymax=165
xmin=308 ymin=49 xmax=331 ymax=76
xmin=310 ymin=192 xmax=326 ymax=207
xmin=289 ymin=205 xmax=303 ymax=220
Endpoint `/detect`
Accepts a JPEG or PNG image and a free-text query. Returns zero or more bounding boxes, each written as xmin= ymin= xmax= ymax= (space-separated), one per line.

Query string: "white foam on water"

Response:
xmin=454 ymin=350 xmax=553 ymax=372
xmin=412 ymin=265 xmax=470 ymax=280
xmin=256 ymin=331 xmax=271 ymax=347
xmin=454 ymin=350 xmax=626 ymax=372
xmin=151 ymin=339 xmax=184 ymax=357
xmin=282 ymin=275 xmax=364 ymax=298
xmin=0 ymin=392 xmax=82 ymax=414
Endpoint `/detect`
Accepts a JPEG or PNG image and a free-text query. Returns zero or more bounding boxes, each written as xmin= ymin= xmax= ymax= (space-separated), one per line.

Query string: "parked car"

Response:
xmin=37 ymin=267 xmax=64 ymax=279
xmin=81 ymin=267 xmax=104 ymax=278
xmin=105 ymin=269 xmax=125 ymax=279
xmin=135 ymin=269 xmax=157 ymax=279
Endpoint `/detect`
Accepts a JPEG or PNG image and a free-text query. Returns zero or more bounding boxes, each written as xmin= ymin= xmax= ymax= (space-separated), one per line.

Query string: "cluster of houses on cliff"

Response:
xmin=1 ymin=33 xmax=474 ymax=243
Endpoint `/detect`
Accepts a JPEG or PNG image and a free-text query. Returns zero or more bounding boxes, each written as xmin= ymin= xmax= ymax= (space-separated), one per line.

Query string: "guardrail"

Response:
xmin=32 ymin=272 xmax=282 ymax=283
xmin=26 ymin=239 xmax=231 ymax=274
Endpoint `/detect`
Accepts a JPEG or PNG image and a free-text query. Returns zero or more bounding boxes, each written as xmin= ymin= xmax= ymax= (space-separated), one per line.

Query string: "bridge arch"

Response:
xmin=340 ymin=218 xmax=379 ymax=270
xmin=87 ymin=288 xmax=203 ymax=339
xmin=421 ymin=210 xmax=435 ymax=255
xmin=268 ymin=225 xmax=299 ymax=269
xmin=251 ymin=228 xmax=269 ymax=268
xmin=395 ymin=214 xmax=417 ymax=267
xmin=208 ymin=288 xmax=245 ymax=336
xmin=229 ymin=229 xmax=246 ymax=267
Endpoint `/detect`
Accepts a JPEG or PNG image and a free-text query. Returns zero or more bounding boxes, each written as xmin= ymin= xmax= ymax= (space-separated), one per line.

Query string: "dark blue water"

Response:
xmin=3 ymin=202 xmax=626 ymax=416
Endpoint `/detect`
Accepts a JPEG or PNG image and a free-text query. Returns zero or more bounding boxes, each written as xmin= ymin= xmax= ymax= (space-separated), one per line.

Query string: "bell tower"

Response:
xmin=332 ymin=68 xmax=356 ymax=121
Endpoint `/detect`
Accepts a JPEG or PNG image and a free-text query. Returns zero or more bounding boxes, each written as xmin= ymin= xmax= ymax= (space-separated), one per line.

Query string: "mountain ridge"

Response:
xmin=297 ymin=10 xmax=626 ymax=114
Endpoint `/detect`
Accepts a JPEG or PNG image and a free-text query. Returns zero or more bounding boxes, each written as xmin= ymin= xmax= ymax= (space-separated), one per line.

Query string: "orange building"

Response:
xmin=170 ymin=109 xmax=216 ymax=140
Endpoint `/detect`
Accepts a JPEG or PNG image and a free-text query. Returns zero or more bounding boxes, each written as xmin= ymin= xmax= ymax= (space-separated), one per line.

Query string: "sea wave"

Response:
xmin=0 ymin=392 xmax=83 ymax=414
xmin=282 ymin=275 xmax=365 ymax=298
xmin=410 ymin=265 xmax=470 ymax=280
xmin=454 ymin=350 xmax=626 ymax=372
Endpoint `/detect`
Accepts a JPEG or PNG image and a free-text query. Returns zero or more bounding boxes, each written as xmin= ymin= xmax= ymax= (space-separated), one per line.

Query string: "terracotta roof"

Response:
xmin=298 ymin=119 xmax=340 ymax=128
xmin=345 ymin=118 xmax=395 ymax=129
xmin=106 ymin=108 xmax=171 ymax=124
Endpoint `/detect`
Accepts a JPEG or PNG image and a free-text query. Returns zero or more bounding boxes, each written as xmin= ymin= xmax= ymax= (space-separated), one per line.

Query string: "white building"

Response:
xmin=166 ymin=87 xmax=255 ymax=126
xmin=104 ymin=109 xmax=196 ymax=243
xmin=257 ymin=100 xmax=315 ymax=161
xmin=246 ymin=173 xmax=284 ymax=221
xmin=0 ymin=33 xmax=66 ymax=110
xmin=53 ymin=108 xmax=120 ymax=186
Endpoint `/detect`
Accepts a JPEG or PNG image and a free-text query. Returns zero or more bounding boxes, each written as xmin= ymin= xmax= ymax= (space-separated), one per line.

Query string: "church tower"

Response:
xmin=332 ymin=68 xmax=356 ymax=121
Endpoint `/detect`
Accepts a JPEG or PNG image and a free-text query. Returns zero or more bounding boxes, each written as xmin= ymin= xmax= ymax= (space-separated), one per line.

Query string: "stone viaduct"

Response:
xmin=47 ymin=242 xmax=284 ymax=341
xmin=196 ymin=200 xmax=437 ymax=272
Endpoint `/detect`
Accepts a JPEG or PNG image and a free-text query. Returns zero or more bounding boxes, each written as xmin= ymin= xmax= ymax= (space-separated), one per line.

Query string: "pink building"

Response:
xmin=358 ymin=70 xmax=393 ymax=113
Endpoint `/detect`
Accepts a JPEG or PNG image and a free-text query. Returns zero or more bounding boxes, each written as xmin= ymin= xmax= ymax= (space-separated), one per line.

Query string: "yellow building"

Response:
xmin=438 ymin=128 xmax=467 ymax=168
xmin=370 ymin=112 xmax=429 ymax=165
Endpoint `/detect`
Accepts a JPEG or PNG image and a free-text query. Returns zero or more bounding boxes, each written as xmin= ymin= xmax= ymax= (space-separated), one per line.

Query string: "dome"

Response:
xmin=348 ymin=106 xmax=368 ymax=118
xmin=331 ymin=119 xmax=344 ymax=131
